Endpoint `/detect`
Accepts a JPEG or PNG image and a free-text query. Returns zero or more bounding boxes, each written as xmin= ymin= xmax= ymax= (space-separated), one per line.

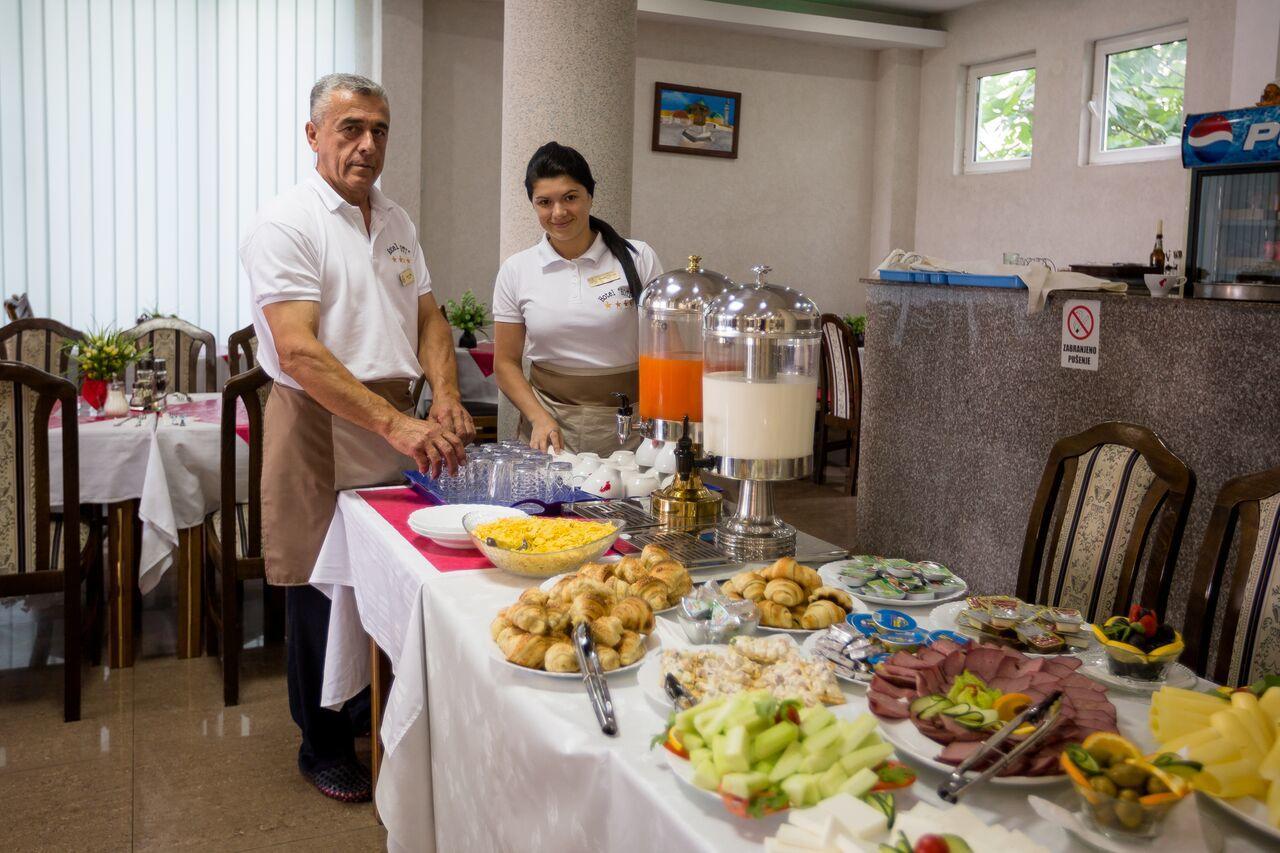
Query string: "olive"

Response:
xmin=1090 ymin=776 xmax=1119 ymax=798
xmin=1105 ymin=763 xmax=1149 ymax=788
xmin=1115 ymin=800 xmax=1146 ymax=830
xmin=1147 ymin=775 xmax=1169 ymax=795
xmin=1090 ymin=804 xmax=1116 ymax=826
xmin=1118 ymin=788 xmax=1141 ymax=802
xmin=1086 ymin=749 xmax=1108 ymax=768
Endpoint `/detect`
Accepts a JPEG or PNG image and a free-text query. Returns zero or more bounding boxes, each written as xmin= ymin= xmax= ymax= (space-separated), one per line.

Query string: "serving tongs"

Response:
xmin=664 ymin=673 xmax=695 ymax=711
xmin=573 ymin=622 xmax=617 ymax=736
xmin=937 ymin=689 xmax=1063 ymax=803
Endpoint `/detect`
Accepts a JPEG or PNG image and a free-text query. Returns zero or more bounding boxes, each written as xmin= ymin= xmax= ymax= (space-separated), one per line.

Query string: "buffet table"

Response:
xmin=312 ymin=488 xmax=1275 ymax=852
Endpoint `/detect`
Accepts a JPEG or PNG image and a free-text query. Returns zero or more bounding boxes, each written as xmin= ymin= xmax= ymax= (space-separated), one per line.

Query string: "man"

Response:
xmin=240 ymin=73 xmax=473 ymax=802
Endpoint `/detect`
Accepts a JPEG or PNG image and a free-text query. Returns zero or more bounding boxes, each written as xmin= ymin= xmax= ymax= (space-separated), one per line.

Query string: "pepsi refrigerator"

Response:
xmin=1182 ymin=106 xmax=1280 ymax=301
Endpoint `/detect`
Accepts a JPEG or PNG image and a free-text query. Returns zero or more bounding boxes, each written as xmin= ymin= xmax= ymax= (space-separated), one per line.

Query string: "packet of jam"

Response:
xmin=1045 ymin=607 xmax=1084 ymax=633
xmin=1015 ymin=621 xmax=1064 ymax=653
xmin=989 ymin=597 xmax=1025 ymax=629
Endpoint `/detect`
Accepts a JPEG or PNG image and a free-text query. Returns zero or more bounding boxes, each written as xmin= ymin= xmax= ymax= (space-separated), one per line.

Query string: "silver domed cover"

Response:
xmin=703 ymin=265 xmax=820 ymax=337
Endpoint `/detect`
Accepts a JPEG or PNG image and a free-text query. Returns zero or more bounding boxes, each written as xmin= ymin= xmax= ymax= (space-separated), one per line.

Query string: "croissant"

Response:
xmin=503 ymin=633 xmax=555 ymax=669
xmin=791 ymin=605 xmax=808 ymax=623
xmin=648 ymin=560 xmax=692 ymax=597
xmin=490 ymin=612 xmax=513 ymax=642
xmin=630 ymin=578 xmax=670 ymax=611
xmin=596 ymin=646 xmax=622 ymax=672
xmin=764 ymin=578 xmax=805 ymax=608
xmin=800 ymin=599 xmax=846 ymax=630
xmin=797 ymin=565 xmax=823 ymax=592
xmin=640 ymin=543 xmax=673 ymax=568
xmin=616 ymin=556 xmax=649 ymax=584
xmin=610 ymin=596 xmax=655 ymax=634
xmin=727 ymin=570 xmax=762 ymax=594
xmin=545 ymin=606 xmax=570 ymax=634
xmin=739 ymin=577 xmax=767 ymax=602
xmin=617 ymin=630 xmax=645 ymax=666
xmin=496 ymin=626 xmax=526 ymax=656
xmin=518 ymin=587 xmax=549 ymax=607
xmin=810 ymin=586 xmax=854 ymax=612
xmin=548 ymin=575 xmax=575 ymax=603
xmin=507 ymin=602 xmax=549 ymax=635
xmin=605 ymin=576 xmax=632 ymax=600
xmin=757 ymin=600 xmax=794 ymax=629
xmin=577 ymin=562 xmax=613 ymax=583
xmin=570 ymin=592 xmax=610 ymax=625
xmin=564 ymin=576 xmax=613 ymax=601
xmin=760 ymin=557 xmax=803 ymax=583
xmin=544 ymin=641 xmax=579 ymax=673
xmin=590 ymin=615 xmax=625 ymax=648
xmin=725 ymin=589 xmax=744 ymax=601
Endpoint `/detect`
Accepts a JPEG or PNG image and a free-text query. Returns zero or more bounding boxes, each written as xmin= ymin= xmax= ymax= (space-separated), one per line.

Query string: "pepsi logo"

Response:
xmin=1187 ymin=114 xmax=1234 ymax=163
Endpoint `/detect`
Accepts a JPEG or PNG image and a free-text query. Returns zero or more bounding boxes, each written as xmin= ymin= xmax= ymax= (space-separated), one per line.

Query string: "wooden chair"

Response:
xmin=124 ymin=317 xmax=217 ymax=393
xmin=227 ymin=324 xmax=258 ymax=376
xmin=1182 ymin=464 xmax=1280 ymax=684
xmin=0 ymin=363 xmax=104 ymax=721
xmin=202 ymin=365 xmax=276 ymax=706
xmin=1017 ymin=422 xmax=1194 ymax=624
xmin=814 ymin=313 xmax=861 ymax=495
xmin=4 ymin=293 xmax=34 ymax=321
xmin=0 ymin=318 xmax=84 ymax=379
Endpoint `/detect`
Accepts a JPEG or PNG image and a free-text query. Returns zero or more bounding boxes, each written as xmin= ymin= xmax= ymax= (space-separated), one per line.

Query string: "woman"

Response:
xmin=493 ymin=142 xmax=662 ymax=454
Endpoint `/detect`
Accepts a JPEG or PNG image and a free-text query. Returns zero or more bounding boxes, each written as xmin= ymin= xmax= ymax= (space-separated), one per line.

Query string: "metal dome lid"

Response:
xmin=703 ymin=265 xmax=821 ymax=338
xmin=639 ymin=255 xmax=733 ymax=314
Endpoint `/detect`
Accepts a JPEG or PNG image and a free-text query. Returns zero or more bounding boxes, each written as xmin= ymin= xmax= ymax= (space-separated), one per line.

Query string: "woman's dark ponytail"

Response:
xmin=525 ymin=141 xmax=643 ymax=304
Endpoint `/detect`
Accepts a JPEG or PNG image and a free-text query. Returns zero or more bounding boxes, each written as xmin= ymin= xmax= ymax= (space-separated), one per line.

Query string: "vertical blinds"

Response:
xmin=0 ymin=0 xmax=371 ymax=343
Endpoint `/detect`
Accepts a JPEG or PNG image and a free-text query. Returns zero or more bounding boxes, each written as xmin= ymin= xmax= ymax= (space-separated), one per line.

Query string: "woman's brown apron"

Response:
xmin=261 ymin=381 xmax=415 ymax=586
xmin=518 ymin=362 xmax=642 ymax=457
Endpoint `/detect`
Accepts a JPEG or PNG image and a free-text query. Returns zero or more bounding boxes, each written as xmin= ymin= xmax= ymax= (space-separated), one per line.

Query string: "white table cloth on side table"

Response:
xmin=313 ymin=490 xmax=1275 ymax=853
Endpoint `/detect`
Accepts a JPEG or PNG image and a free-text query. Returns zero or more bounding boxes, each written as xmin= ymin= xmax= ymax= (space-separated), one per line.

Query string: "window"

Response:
xmin=0 ymin=0 xmax=372 ymax=342
xmin=1089 ymin=25 xmax=1187 ymax=164
xmin=964 ymin=55 xmax=1036 ymax=173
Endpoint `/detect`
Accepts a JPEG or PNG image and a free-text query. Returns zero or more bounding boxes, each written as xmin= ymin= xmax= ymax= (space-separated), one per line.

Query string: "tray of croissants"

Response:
xmin=489 ymin=545 xmax=691 ymax=676
xmin=721 ymin=557 xmax=860 ymax=632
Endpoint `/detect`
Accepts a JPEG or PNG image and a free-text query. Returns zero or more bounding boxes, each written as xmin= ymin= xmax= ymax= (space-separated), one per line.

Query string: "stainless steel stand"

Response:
xmin=714 ymin=478 xmax=797 ymax=561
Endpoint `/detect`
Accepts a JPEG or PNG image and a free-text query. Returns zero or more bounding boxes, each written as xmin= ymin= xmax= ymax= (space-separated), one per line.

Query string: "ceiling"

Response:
xmin=725 ymin=0 xmax=983 ymax=15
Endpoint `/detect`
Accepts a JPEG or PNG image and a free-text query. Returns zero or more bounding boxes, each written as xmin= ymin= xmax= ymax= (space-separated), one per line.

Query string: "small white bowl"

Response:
xmin=1143 ymin=273 xmax=1184 ymax=298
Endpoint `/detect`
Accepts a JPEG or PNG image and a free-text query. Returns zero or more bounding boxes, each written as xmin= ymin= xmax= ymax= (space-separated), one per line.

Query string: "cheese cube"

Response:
xmin=815 ymin=792 xmax=887 ymax=840
xmin=776 ymin=823 xmax=831 ymax=851
xmin=764 ymin=838 xmax=832 ymax=853
xmin=788 ymin=808 xmax=838 ymax=846
xmin=833 ymin=836 xmax=873 ymax=853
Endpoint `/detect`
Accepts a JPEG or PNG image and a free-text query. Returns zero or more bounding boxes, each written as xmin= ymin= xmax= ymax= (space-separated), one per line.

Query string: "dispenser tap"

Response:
xmin=612 ymin=392 xmax=633 ymax=446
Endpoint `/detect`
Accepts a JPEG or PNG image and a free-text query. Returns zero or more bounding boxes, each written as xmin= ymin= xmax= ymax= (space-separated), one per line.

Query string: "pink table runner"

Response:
xmin=167 ymin=397 xmax=251 ymax=444
xmin=355 ymin=487 xmax=498 ymax=572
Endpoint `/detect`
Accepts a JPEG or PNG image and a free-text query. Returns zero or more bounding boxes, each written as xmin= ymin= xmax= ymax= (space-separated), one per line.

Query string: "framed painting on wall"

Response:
xmin=651 ymin=82 xmax=741 ymax=159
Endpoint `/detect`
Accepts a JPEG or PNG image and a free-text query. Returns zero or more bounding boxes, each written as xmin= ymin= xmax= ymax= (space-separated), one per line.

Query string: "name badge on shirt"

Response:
xmin=399 ymin=268 xmax=416 ymax=287
xmin=588 ymin=271 xmax=621 ymax=287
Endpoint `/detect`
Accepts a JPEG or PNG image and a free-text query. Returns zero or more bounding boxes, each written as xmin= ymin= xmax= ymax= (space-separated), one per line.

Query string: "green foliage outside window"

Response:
xmin=975 ymin=67 xmax=1036 ymax=162
xmin=1104 ymin=39 xmax=1186 ymax=150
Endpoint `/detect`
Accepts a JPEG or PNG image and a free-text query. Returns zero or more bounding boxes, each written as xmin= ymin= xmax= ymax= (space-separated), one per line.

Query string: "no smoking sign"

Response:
xmin=1061 ymin=299 xmax=1100 ymax=371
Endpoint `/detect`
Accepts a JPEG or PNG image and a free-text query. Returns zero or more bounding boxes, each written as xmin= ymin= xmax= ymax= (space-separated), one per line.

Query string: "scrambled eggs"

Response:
xmin=473 ymin=517 xmax=615 ymax=553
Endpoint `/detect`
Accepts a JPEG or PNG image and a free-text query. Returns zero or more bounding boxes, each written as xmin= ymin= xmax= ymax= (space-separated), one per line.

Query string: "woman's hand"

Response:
xmin=529 ymin=414 xmax=563 ymax=453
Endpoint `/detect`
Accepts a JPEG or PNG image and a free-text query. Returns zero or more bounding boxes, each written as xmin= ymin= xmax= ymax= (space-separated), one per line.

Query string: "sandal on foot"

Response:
xmin=301 ymin=760 xmax=372 ymax=803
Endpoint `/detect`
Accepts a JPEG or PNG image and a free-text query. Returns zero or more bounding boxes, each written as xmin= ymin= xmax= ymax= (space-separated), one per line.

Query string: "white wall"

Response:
xmin=631 ymin=21 xmax=879 ymax=318
xmin=912 ymin=0 xmax=1240 ymax=269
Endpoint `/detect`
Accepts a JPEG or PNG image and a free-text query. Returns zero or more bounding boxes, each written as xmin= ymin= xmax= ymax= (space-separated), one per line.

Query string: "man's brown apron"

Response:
xmin=261 ymin=381 xmax=415 ymax=586
xmin=518 ymin=361 xmax=642 ymax=457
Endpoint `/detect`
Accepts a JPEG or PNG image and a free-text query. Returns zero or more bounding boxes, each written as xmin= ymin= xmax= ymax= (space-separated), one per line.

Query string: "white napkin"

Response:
xmin=1028 ymin=794 xmax=1216 ymax=853
xmin=876 ymin=249 xmax=1128 ymax=315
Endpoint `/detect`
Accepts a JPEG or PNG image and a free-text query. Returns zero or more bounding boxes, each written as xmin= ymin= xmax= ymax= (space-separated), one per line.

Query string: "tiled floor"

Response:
xmin=0 ymin=471 xmax=855 ymax=852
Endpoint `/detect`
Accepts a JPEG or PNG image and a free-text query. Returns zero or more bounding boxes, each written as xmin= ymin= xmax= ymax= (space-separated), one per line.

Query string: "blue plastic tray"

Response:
xmin=403 ymin=469 xmax=597 ymax=515
xmin=878 ymin=270 xmax=1025 ymax=289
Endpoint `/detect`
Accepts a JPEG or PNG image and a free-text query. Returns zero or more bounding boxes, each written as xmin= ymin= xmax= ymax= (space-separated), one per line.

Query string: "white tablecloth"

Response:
xmin=313 ymin=490 xmax=1275 ymax=853
xmin=49 ymin=412 xmax=154 ymax=507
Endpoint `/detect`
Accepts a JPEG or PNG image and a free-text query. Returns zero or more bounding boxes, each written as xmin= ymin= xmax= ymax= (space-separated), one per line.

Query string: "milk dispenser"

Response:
xmin=702 ymin=265 xmax=820 ymax=559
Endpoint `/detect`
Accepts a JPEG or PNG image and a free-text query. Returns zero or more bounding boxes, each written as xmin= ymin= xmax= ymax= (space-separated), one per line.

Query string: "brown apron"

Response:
xmin=261 ymin=381 xmax=415 ymax=586
xmin=518 ymin=361 xmax=642 ymax=457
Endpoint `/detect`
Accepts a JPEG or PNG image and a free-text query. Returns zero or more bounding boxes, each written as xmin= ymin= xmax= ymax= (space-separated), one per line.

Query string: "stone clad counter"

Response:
xmin=855 ymin=282 xmax=1280 ymax=621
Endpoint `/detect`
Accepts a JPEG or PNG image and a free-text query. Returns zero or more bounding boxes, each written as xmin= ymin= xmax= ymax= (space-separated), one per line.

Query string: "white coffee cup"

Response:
xmin=625 ymin=468 xmax=661 ymax=498
xmin=571 ymin=452 xmax=601 ymax=478
xmin=607 ymin=450 xmax=636 ymax=468
xmin=653 ymin=442 xmax=679 ymax=475
xmin=1143 ymin=273 xmax=1184 ymax=298
xmin=635 ymin=438 xmax=662 ymax=468
xmin=582 ymin=463 xmax=623 ymax=498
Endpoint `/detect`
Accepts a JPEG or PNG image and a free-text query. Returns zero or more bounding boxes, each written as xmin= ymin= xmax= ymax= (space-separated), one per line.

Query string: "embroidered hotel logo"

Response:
xmin=386 ymin=242 xmax=412 ymax=265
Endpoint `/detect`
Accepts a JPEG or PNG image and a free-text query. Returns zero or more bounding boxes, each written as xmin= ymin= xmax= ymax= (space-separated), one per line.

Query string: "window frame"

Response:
xmin=1088 ymin=24 xmax=1188 ymax=166
xmin=963 ymin=53 xmax=1037 ymax=175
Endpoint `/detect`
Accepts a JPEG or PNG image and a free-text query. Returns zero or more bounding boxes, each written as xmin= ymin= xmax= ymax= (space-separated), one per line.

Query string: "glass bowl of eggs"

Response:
xmin=463 ymin=514 xmax=625 ymax=578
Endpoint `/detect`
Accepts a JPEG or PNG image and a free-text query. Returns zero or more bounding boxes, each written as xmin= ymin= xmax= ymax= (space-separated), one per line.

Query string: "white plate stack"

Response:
xmin=406 ymin=504 xmax=528 ymax=549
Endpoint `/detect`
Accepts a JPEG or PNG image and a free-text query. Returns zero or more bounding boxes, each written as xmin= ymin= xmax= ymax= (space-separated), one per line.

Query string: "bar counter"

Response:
xmin=855 ymin=281 xmax=1280 ymax=622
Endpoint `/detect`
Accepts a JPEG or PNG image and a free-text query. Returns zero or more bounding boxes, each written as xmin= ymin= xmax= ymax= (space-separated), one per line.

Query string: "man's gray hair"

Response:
xmin=309 ymin=73 xmax=388 ymax=124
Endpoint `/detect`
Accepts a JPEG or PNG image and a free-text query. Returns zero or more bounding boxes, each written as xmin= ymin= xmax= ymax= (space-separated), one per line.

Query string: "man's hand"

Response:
xmin=382 ymin=413 xmax=467 ymax=477
xmin=427 ymin=393 xmax=476 ymax=445
xmin=529 ymin=414 xmax=563 ymax=453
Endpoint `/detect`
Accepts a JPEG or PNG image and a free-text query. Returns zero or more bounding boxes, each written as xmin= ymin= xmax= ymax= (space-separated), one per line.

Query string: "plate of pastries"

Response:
xmin=489 ymin=546 xmax=686 ymax=676
xmin=720 ymin=557 xmax=859 ymax=632
xmin=539 ymin=545 xmax=693 ymax=614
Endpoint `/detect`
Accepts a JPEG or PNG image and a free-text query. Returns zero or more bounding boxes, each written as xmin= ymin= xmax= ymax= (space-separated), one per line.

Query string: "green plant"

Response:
xmin=445 ymin=291 xmax=491 ymax=334
xmin=65 ymin=327 xmax=147 ymax=380
xmin=975 ymin=67 xmax=1036 ymax=161
xmin=1103 ymin=39 xmax=1186 ymax=150
xmin=842 ymin=314 xmax=866 ymax=336
xmin=135 ymin=306 xmax=178 ymax=323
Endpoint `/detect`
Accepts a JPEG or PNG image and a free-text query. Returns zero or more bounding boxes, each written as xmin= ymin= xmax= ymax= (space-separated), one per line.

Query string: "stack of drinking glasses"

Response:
xmin=431 ymin=441 xmax=578 ymax=506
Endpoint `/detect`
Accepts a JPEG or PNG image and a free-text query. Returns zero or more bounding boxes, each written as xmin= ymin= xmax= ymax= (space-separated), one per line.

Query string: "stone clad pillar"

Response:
xmin=497 ymin=0 xmax=638 ymax=439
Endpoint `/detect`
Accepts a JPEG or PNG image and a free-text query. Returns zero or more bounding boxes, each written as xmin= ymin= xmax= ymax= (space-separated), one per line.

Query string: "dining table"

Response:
xmin=311 ymin=486 xmax=1276 ymax=853
xmin=48 ymin=393 xmax=248 ymax=665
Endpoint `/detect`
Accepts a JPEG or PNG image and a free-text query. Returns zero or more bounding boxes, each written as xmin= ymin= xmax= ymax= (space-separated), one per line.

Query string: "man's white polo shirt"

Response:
xmin=492 ymin=232 xmax=661 ymax=370
xmin=240 ymin=171 xmax=431 ymax=390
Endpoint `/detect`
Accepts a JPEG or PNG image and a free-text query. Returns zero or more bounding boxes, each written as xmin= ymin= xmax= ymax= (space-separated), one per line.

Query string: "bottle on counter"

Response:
xmin=1150 ymin=220 xmax=1166 ymax=271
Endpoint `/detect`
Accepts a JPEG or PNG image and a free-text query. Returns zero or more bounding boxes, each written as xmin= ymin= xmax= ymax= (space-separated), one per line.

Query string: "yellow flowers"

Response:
xmin=65 ymin=326 xmax=146 ymax=380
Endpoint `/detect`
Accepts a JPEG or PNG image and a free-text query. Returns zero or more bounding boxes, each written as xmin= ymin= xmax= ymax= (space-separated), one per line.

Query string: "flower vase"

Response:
xmin=103 ymin=380 xmax=129 ymax=417
xmin=80 ymin=378 xmax=109 ymax=414
xmin=458 ymin=329 xmax=478 ymax=349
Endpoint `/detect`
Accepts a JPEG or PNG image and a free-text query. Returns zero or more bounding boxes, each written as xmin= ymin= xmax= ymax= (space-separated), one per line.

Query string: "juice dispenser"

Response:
xmin=702 ymin=264 xmax=820 ymax=559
